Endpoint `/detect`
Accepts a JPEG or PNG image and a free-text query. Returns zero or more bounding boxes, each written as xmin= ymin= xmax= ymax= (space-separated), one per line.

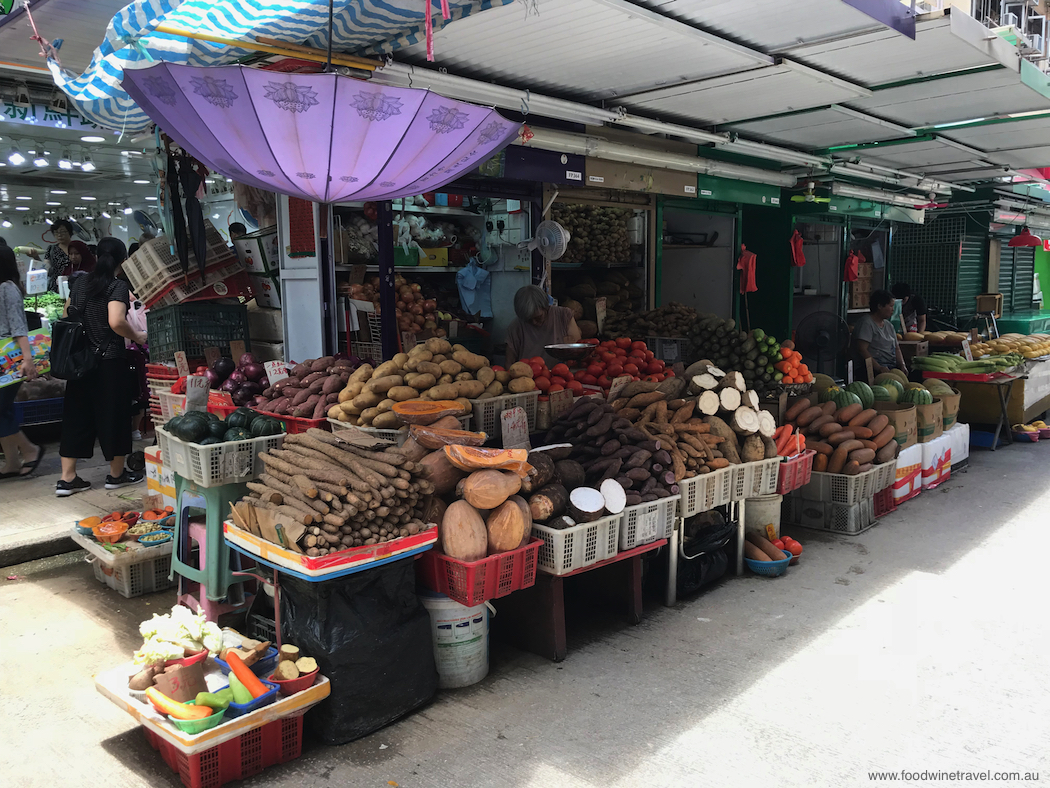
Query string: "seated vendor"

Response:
xmin=853 ymin=289 xmax=907 ymax=376
xmin=505 ymin=285 xmax=581 ymax=367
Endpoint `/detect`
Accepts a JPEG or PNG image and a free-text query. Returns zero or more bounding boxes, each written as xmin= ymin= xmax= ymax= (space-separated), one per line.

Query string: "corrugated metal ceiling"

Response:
xmin=849 ymin=138 xmax=988 ymax=170
xmin=786 ymin=11 xmax=1018 ymax=86
xmin=987 ymin=146 xmax=1050 ymax=169
xmin=619 ymin=59 xmax=870 ymax=125
xmin=941 ymin=115 xmax=1050 ymax=151
xmin=726 ymin=106 xmax=914 ymax=149
xmin=374 ymin=0 xmax=772 ymax=100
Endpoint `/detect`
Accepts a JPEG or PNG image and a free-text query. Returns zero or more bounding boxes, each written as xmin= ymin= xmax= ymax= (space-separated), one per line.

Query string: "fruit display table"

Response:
xmin=944 ymin=371 xmax=1027 ymax=450
xmin=492 ymin=539 xmax=667 ymax=662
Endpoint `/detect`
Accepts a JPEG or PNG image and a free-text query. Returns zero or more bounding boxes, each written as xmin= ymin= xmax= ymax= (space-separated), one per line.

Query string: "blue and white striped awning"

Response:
xmin=47 ymin=0 xmax=514 ymax=132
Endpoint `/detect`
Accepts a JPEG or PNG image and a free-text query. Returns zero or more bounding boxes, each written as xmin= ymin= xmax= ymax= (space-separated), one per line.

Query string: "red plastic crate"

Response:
xmin=267 ymin=413 xmax=331 ymax=434
xmin=144 ymin=715 xmax=303 ymax=788
xmin=873 ymin=487 xmax=897 ymax=518
xmin=416 ymin=537 xmax=542 ymax=606
xmin=776 ymin=450 xmax=815 ymax=495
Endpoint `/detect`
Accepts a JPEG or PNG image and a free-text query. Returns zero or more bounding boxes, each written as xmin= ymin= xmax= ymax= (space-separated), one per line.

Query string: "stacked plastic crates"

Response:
xmin=782 ymin=461 xmax=897 ymax=536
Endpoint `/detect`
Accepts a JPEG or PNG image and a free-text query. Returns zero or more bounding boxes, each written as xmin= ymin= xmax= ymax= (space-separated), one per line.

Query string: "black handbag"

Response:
xmin=49 ymin=316 xmax=100 ymax=381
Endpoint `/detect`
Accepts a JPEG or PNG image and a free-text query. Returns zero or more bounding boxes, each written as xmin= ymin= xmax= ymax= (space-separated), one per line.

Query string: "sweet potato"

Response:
xmin=835 ymin=403 xmax=863 ymax=424
xmin=828 ymin=439 xmax=863 ymax=473
xmin=703 ymin=415 xmax=741 ymax=463
xmin=744 ymin=542 xmax=771 ymax=562
xmin=795 ymin=406 xmax=823 ymax=427
xmin=848 ymin=447 xmax=876 ymax=464
xmin=848 ymin=408 xmax=877 ymax=427
xmin=827 ymin=430 xmax=856 ymax=446
xmin=785 ymin=397 xmax=813 ymax=422
xmin=807 ymin=440 xmax=834 ymax=456
xmin=813 ymin=452 xmax=829 ymax=471
xmin=866 ymin=414 xmax=889 ymax=435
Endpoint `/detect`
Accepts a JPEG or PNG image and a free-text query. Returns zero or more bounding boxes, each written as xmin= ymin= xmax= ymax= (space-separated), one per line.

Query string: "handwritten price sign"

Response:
xmin=501 ymin=406 xmax=531 ymax=450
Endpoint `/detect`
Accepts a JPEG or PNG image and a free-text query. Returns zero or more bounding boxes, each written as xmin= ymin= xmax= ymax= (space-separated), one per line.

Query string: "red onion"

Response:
xmin=204 ymin=369 xmax=222 ymax=388
xmin=242 ymin=363 xmax=265 ymax=382
xmin=238 ymin=352 xmax=258 ymax=368
xmin=220 ymin=378 xmax=240 ymax=394
xmin=228 ymin=370 xmax=246 ymax=384
xmin=212 ymin=357 xmax=236 ymax=380
xmin=233 ymin=386 xmax=255 ymax=405
xmin=258 ymin=375 xmax=270 ymax=388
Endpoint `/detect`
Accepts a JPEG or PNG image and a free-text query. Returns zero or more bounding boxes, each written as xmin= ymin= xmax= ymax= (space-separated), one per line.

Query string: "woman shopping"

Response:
xmin=0 ymin=244 xmax=44 ymax=478
xmin=505 ymin=285 xmax=582 ymax=367
xmin=56 ymin=237 xmax=146 ymax=497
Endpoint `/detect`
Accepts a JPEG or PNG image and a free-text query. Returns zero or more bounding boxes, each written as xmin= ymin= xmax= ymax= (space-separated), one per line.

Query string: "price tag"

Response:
xmin=185 ymin=375 xmax=210 ymax=412
xmin=637 ymin=508 xmax=660 ymax=543
xmin=663 ymin=342 xmax=679 ymax=362
xmin=846 ymin=360 xmax=853 ymax=384
xmin=174 ymin=351 xmax=190 ymax=377
xmin=264 ymin=360 xmax=289 ymax=383
xmin=349 ymin=264 xmax=367 ymax=285
xmin=765 ymin=523 xmax=778 ymax=542
xmin=595 ymin=297 xmax=607 ymax=334
xmin=607 ymin=375 xmax=632 ymax=402
xmin=203 ymin=346 xmax=221 ymax=367
xmin=229 ymin=340 xmax=246 ymax=361
xmin=500 ymin=406 xmax=531 ymax=450
xmin=549 ymin=388 xmax=574 ymax=419
xmin=962 ymin=339 xmax=973 ymax=362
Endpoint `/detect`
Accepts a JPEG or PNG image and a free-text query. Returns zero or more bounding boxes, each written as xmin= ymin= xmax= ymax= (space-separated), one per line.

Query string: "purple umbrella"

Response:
xmin=122 ymin=64 xmax=521 ymax=203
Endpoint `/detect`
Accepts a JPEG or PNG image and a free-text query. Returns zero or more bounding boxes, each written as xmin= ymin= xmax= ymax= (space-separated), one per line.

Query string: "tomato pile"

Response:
xmin=513 ymin=338 xmax=675 ymax=400
xmin=773 ymin=535 xmax=803 ymax=557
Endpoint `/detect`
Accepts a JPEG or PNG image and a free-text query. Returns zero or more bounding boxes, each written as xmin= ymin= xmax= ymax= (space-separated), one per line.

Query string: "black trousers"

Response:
xmin=60 ymin=358 xmax=132 ymax=461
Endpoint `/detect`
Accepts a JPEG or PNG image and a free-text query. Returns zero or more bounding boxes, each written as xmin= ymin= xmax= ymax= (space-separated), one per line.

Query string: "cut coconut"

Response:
xmin=568 ymin=487 xmax=606 ymax=523
xmin=599 ymin=478 xmax=627 ymax=514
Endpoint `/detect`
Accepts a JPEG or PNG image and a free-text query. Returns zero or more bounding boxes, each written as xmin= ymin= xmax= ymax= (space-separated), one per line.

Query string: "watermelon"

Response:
xmin=818 ymin=386 xmax=841 ymax=403
xmin=831 ymin=390 xmax=862 ymax=409
xmin=901 ymin=388 xmax=934 ymax=406
xmin=871 ymin=385 xmax=892 ymax=403
xmin=875 ymin=375 xmax=904 ymax=401
xmin=845 ymin=381 xmax=874 ymax=409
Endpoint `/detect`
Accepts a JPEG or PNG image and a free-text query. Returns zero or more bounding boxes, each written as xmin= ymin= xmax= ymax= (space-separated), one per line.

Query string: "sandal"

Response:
xmin=18 ymin=445 xmax=46 ymax=477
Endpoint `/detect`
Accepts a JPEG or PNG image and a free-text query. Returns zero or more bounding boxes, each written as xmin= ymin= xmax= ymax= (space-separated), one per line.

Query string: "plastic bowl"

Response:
xmin=165 ymin=649 xmax=209 ymax=669
xmin=167 ymin=705 xmax=226 ymax=734
xmin=216 ymin=678 xmax=279 ymax=717
xmin=744 ymin=552 xmax=792 ymax=577
xmin=137 ymin=531 xmax=173 ymax=546
xmin=214 ymin=646 xmax=279 ymax=678
xmin=76 ymin=516 xmax=102 ymax=536
xmin=267 ymin=667 xmax=319 ymax=696
xmin=1013 ymin=430 xmax=1039 ymax=442
xmin=92 ymin=522 xmax=129 ymax=544
xmin=544 ymin=343 xmax=594 ymax=361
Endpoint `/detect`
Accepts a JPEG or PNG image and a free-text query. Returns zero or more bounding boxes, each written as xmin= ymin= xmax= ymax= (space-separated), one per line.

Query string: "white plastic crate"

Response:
xmin=149 ymin=259 xmax=247 ymax=309
xmin=156 ymin=390 xmax=186 ymax=422
xmin=782 ymin=494 xmax=875 ymax=535
xmin=645 ymin=336 xmax=688 ymax=364
xmin=124 ymin=222 xmax=236 ymax=303
xmin=468 ymin=391 xmax=539 ymax=442
xmin=350 ymin=340 xmax=383 ymax=364
xmin=798 ymin=462 xmax=895 ymax=506
xmin=532 ymin=514 xmax=619 ymax=575
xmin=156 ymin=426 xmax=284 ymax=487
xmin=90 ymin=554 xmax=177 ymax=598
xmin=618 ymin=496 xmax=679 ymax=551
xmin=679 ymin=466 xmax=733 ymax=517
xmin=730 ymin=458 xmax=780 ymax=501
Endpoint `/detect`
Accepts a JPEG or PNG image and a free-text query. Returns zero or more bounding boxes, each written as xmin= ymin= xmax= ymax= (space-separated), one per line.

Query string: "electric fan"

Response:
xmin=519 ymin=220 xmax=570 ymax=261
xmin=794 ymin=311 xmax=851 ymax=374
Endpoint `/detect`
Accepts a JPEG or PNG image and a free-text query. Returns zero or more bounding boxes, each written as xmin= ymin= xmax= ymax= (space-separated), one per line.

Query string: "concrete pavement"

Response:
xmin=1 ymin=445 xmax=1048 ymax=787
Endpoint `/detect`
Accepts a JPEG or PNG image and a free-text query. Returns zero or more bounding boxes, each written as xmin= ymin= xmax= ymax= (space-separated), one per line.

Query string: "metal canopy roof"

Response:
xmin=375 ymin=0 xmax=773 ymax=101
xmin=987 ymin=146 xmax=1050 ymax=169
xmin=726 ymin=106 xmax=914 ymax=150
xmin=618 ymin=59 xmax=870 ymax=125
xmin=785 ymin=11 xmax=1019 ymax=86
xmin=845 ymin=138 xmax=989 ymax=170
xmin=0 ymin=0 xmax=131 ymax=76
xmin=942 ymin=115 xmax=1050 ymax=152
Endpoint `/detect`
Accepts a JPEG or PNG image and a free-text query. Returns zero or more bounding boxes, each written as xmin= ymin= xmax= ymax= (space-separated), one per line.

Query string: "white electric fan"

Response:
xmin=519 ymin=219 xmax=570 ymax=261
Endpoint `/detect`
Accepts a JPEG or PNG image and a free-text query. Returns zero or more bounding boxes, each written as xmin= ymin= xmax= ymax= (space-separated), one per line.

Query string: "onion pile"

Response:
xmin=207 ymin=352 xmax=271 ymax=406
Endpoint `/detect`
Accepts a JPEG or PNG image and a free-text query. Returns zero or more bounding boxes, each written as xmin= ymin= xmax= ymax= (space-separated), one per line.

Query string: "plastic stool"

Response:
xmin=170 ymin=475 xmax=252 ymax=605
xmin=176 ymin=520 xmax=252 ymax=621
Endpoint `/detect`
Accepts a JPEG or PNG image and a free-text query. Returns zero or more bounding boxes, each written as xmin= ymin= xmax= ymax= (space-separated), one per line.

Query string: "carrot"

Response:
xmin=775 ymin=430 xmax=794 ymax=454
xmin=226 ymin=651 xmax=269 ymax=699
xmin=146 ymin=687 xmax=213 ymax=720
xmin=774 ymin=360 xmax=792 ymax=373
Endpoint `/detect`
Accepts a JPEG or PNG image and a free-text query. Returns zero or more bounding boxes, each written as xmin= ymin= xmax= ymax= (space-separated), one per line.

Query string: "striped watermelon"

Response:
xmin=845 ymin=381 xmax=874 ymax=409
xmin=871 ymin=385 xmax=892 ymax=403
xmin=900 ymin=388 xmax=934 ymax=406
xmin=818 ymin=386 xmax=841 ymax=403
xmin=831 ymin=390 xmax=862 ymax=409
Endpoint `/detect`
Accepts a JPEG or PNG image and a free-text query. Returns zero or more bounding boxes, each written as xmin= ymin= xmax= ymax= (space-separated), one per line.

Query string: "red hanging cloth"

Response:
xmin=789 ymin=229 xmax=806 ymax=267
xmin=843 ymin=249 xmax=864 ymax=282
xmin=737 ymin=244 xmax=757 ymax=293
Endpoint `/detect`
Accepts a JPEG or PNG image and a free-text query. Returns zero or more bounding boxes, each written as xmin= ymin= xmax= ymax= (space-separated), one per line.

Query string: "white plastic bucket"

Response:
xmin=744 ymin=493 xmax=782 ymax=537
xmin=419 ymin=592 xmax=489 ymax=689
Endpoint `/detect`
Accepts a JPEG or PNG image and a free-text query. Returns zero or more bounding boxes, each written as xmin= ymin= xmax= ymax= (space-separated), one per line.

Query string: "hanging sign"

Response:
xmin=607 ymin=375 xmax=632 ymax=402
xmin=595 ymin=297 xmax=607 ymax=334
xmin=203 ymin=346 xmax=221 ymax=367
xmin=962 ymin=339 xmax=973 ymax=362
xmin=500 ymin=407 xmax=531 ymax=450
xmin=229 ymin=340 xmax=246 ymax=361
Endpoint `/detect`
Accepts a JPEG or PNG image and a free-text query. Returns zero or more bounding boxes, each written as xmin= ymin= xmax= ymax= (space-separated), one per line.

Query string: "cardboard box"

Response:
xmin=246 ymin=304 xmax=284 ymax=341
xmin=975 ymin=293 xmax=1003 ymax=318
xmin=145 ymin=446 xmax=176 ymax=510
xmin=851 ymin=277 xmax=872 ymax=294
xmin=417 ymin=247 xmax=450 ymax=267
xmin=850 ymin=290 xmax=870 ymax=310
xmin=153 ymin=662 xmax=208 ymax=703
xmin=857 ymin=262 xmax=873 ymax=279
xmin=234 ymin=227 xmax=279 ymax=274
xmin=898 ymin=340 xmax=929 ymax=362
xmin=939 ymin=390 xmax=961 ymax=430
xmin=915 ymin=399 xmax=944 ymax=443
xmin=892 ymin=442 xmax=923 ymax=503
xmin=249 ymin=274 xmax=281 ymax=308
xmin=874 ymin=402 xmax=917 ymax=450
xmin=251 ymin=341 xmax=285 ymax=362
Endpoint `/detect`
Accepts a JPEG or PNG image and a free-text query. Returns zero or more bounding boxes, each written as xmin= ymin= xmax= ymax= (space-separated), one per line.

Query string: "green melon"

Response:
xmin=813 ymin=373 xmax=836 ymax=393
xmin=845 ymin=381 xmax=874 ymax=409
xmin=831 ymin=390 xmax=862 ymax=409
xmin=874 ymin=376 xmax=904 ymax=401
xmin=870 ymin=385 xmax=892 ymax=403
xmin=818 ymin=386 xmax=841 ymax=403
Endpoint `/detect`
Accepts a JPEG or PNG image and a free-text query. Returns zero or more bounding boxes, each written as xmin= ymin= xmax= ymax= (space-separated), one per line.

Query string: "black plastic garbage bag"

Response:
xmin=280 ymin=557 xmax=437 ymax=744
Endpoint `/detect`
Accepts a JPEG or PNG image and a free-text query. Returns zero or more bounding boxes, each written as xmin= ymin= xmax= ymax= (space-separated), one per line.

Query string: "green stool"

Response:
xmin=170 ymin=475 xmax=252 ymax=610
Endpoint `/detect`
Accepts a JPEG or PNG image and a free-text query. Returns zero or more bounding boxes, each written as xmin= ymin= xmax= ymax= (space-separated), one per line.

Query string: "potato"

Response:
xmin=455 ymin=371 xmax=474 ymax=382
xmin=367 ymin=374 xmax=403 ymax=394
xmin=455 ymin=397 xmax=473 ymax=414
xmin=432 ymin=354 xmax=447 ymax=364
xmin=484 ymin=380 xmax=503 ymax=397
xmin=393 ymin=352 xmax=409 ymax=368
xmin=415 ymin=361 xmax=442 ymax=377
xmin=403 ymin=372 xmax=418 ymax=385
xmin=408 ymin=373 xmax=436 ymax=391
xmin=371 ymin=361 xmax=398 ymax=380
xmin=437 ymin=373 xmax=454 ymax=385
xmin=360 ymin=407 xmax=380 ymax=425
xmin=339 ymin=400 xmax=364 ymax=416
xmin=376 ymin=398 xmax=395 ymax=413
xmin=508 ymin=362 xmax=534 ymax=379
xmin=327 ymin=404 xmax=344 ymax=420
xmin=452 ymin=344 xmax=467 ymax=353
xmin=495 ymin=370 xmax=511 ymax=385
xmin=439 ymin=360 xmax=463 ymax=376
xmin=452 ymin=350 xmax=487 ymax=371
xmin=408 ymin=343 xmax=431 ymax=357
xmin=372 ymin=411 xmax=401 ymax=429
xmin=477 ymin=367 xmax=495 ymax=387
xmin=477 ymin=391 xmax=496 ymax=400
xmin=425 ymin=337 xmax=453 ymax=355
xmin=337 ymin=384 xmax=358 ymax=403
xmin=348 ymin=364 xmax=373 ymax=383
xmin=405 ymin=351 xmax=433 ymax=370
xmin=509 ymin=377 xmax=537 ymax=393
xmin=352 ymin=390 xmax=382 ymax=409
xmin=456 ymin=380 xmax=486 ymax=398
xmin=429 ymin=384 xmax=461 ymax=401
xmin=387 ymin=385 xmax=419 ymax=402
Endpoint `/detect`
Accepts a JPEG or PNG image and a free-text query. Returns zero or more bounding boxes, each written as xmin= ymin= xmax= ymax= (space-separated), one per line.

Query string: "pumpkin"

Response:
xmin=443 ymin=445 xmax=532 ymax=478
xmin=409 ymin=424 xmax=487 ymax=450
xmin=440 ymin=501 xmax=487 ymax=561
xmin=420 ymin=449 xmax=467 ymax=495
xmin=223 ymin=427 xmax=252 ymax=442
xmin=461 ymin=470 xmax=522 ymax=510
xmin=250 ymin=416 xmax=283 ymax=437
xmin=391 ymin=399 xmax=465 ymax=425
xmin=226 ymin=408 xmax=258 ymax=429
xmin=486 ymin=495 xmax=531 ymax=554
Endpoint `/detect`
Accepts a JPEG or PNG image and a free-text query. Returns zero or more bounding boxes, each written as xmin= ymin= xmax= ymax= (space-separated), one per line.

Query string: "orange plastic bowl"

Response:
xmin=92 ymin=522 xmax=129 ymax=544
xmin=267 ymin=667 xmax=319 ymax=696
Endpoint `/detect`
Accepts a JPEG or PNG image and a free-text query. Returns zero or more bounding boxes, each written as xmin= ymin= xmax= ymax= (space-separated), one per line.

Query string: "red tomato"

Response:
xmin=552 ymin=363 xmax=570 ymax=378
xmin=606 ymin=364 xmax=624 ymax=378
xmin=646 ymin=360 xmax=665 ymax=374
xmin=645 ymin=374 xmax=662 ymax=382
xmin=600 ymin=351 xmax=617 ymax=363
xmin=664 ymin=369 xmax=675 ymax=377
xmin=587 ymin=363 xmax=604 ymax=377
xmin=574 ymin=369 xmax=589 ymax=382
xmin=644 ymin=350 xmax=655 ymax=361
xmin=623 ymin=363 xmax=639 ymax=375
xmin=567 ymin=380 xmax=584 ymax=394
xmin=631 ymin=340 xmax=647 ymax=351
xmin=786 ymin=542 xmax=803 ymax=556
xmin=584 ymin=338 xmax=600 ymax=345
xmin=615 ymin=337 xmax=632 ymax=348
xmin=581 ymin=373 xmax=598 ymax=385
xmin=601 ymin=340 xmax=616 ymax=349
xmin=551 ymin=376 xmax=566 ymax=386
xmin=491 ymin=365 xmax=505 ymax=372
xmin=772 ymin=539 xmax=785 ymax=550
xmin=597 ymin=375 xmax=611 ymax=388
xmin=648 ymin=359 xmax=666 ymax=372
xmin=534 ymin=376 xmax=551 ymax=392
xmin=548 ymin=383 xmax=564 ymax=392
xmin=530 ymin=356 xmax=544 ymax=364
xmin=613 ymin=347 xmax=627 ymax=357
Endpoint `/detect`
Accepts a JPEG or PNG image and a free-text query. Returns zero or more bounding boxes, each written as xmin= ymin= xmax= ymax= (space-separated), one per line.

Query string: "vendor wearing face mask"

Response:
xmin=505 ymin=285 xmax=581 ymax=367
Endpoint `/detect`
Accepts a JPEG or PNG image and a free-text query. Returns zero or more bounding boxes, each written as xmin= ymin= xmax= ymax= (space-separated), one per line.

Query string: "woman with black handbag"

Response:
xmin=57 ymin=238 xmax=147 ymax=496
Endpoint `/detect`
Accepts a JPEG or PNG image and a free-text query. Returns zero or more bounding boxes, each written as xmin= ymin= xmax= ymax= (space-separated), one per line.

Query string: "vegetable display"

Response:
xmin=552 ymin=270 xmax=646 ymax=341
xmin=343 ymin=274 xmax=452 ymax=337
xmin=134 ymin=605 xmax=223 ymax=666
xmin=549 ymin=204 xmax=633 ymax=266
xmin=688 ymin=320 xmax=814 ymax=392
xmin=910 ymin=352 xmax=1022 ymax=375
xmin=783 ymin=393 xmax=899 ymax=473
xmin=553 ymin=338 xmax=674 ymax=399
xmin=248 ymin=427 xmax=435 ymax=557
xmin=254 ymin=356 xmax=363 ymax=420
xmin=272 ymin=643 xmax=318 ymax=682
xmin=602 ymin=303 xmax=698 ymax=343
xmin=164 ymin=408 xmax=283 ymax=445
